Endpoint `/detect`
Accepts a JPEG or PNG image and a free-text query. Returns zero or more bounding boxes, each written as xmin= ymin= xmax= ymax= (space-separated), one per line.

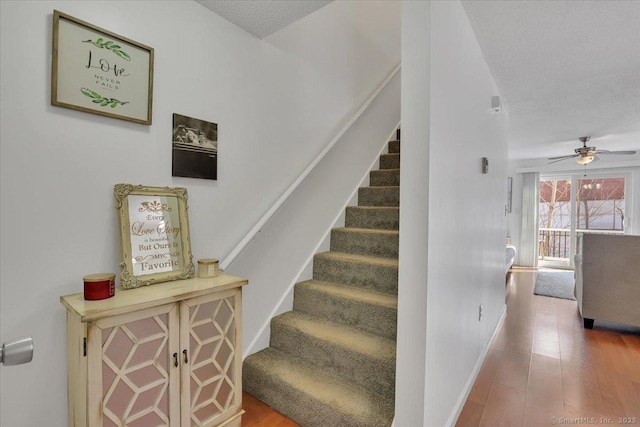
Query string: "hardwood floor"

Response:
xmin=457 ymin=269 xmax=640 ymax=427
xmin=241 ymin=392 xmax=300 ymax=427
xmin=241 ymin=269 xmax=640 ymax=426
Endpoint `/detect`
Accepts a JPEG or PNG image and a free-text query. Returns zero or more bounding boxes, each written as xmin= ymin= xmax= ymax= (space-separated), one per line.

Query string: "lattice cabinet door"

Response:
xmin=179 ymin=288 xmax=243 ymax=427
xmin=62 ymin=273 xmax=248 ymax=427
xmin=88 ymin=303 xmax=180 ymax=427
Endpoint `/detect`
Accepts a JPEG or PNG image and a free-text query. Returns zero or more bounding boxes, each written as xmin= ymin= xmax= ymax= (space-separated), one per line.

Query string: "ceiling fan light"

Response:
xmin=576 ymin=155 xmax=595 ymax=165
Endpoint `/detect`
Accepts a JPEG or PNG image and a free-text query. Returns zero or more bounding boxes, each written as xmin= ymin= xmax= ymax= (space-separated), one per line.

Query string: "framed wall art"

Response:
xmin=51 ymin=10 xmax=154 ymax=125
xmin=114 ymin=184 xmax=194 ymax=289
xmin=172 ymin=113 xmax=218 ymax=180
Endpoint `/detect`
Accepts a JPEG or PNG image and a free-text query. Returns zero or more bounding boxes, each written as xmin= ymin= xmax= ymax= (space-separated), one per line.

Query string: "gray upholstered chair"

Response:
xmin=574 ymin=234 xmax=640 ymax=329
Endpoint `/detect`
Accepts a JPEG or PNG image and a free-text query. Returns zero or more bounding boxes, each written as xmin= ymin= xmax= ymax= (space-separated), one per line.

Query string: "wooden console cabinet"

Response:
xmin=61 ymin=274 xmax=248 ymax=427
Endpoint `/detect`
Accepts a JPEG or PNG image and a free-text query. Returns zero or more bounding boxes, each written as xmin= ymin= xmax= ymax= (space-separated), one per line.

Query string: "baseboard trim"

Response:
xmin=446 ymin=303 xmax=507 ymax=427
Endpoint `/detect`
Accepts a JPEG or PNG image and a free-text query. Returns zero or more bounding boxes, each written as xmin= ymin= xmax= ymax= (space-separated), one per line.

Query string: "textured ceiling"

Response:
xmin=196 ymin=0 xmax=333 ymax=39
xmin=195 ymin=0 xmax=639 ymax=162
xmin=462 ymin=1 xmax=640 ymax=161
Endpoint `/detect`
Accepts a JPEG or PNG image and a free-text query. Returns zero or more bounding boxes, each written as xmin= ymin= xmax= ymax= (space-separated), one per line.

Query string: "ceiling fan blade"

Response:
xmin=548 ymin=154 xmax=579 ymax=161
xmin=600 ymin=150 xmax=637 ymax=155
xmin=548 ymin=154 xmax=579 ymax=164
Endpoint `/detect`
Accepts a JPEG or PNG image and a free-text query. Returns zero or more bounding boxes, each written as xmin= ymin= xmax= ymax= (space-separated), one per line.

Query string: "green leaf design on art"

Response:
xmin=113 ymin=49 xmax=131 ymax=60
xmin=80 ymin=88 xmax=129 ymax=108
xmin=82 ymin=38 xmax=131 ymax=61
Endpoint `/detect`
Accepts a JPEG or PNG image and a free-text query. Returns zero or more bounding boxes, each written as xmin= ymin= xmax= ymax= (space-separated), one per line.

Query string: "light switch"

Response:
xmin=482 ymin=157 xmax=489 ymax=174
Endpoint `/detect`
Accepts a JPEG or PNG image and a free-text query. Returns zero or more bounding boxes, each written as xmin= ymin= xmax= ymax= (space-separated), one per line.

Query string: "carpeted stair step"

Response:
xmin=370 ymin=168 xmax=400 ymax=186
xmin=313 ymin=251 xmax=398 ymax=295
xmin=345 ymin=206 xmax=399 ymax=230
xmin=379 ymin=153 xmax=400 ymax=169
xmin=293 ymin=280 xmax=397 ymax=340
xmin=269 ymin=311 xmax=396 ymax=396
xmin=330 ymin=227 xmax=399 ymax=258
xmin=388 ymin=139 xmax=400 ymax=154
xmin=358 ymin=186 xmax=399 ymax=207
xmin=242 ymin=132 xmax=402 ymax=426
xmin=243 ymin=347 xmax=394 ymax=427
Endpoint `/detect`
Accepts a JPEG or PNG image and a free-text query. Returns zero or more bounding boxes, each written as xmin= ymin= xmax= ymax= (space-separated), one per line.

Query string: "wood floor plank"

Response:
xmin=621 ymin=334 xmax=640 ymax=361
xmin=455 ymin=398 xmax=484 ymax=427
xmin=457 ymin=269 xmax=640 ymax=427
xmin=494 ymin=320 xmax=535 ymax=353
xmin=531 ymin=313 xmax=560 ymax=359
xmin=633 ymin=382 xmax=640 ymax=413
xmin=525 ymin=354 xmax=564 ymax=411
xmin=241 ymin=392 xmax=301 ymax=427
xmin=564 ymin=403 xmax=614 ymax=424
xmin=608 ymin=372 xmax=640 ymax=415
xmin=558 ymin=333 xmax=591 ymax=367
xmin=560 ymin=361 xmax=611 ymax=414
xmin=597 ymin=330 xmax=640 ymax=384
xmin=478 ymin=383 xmax=526 ymax=427
xmin=468 ymin=349 xmax=504 ymax=405
xmin=494 ymin=349 xmax=530 ymax=391
xmin=522 ymin=401 xmax=561 ymax=427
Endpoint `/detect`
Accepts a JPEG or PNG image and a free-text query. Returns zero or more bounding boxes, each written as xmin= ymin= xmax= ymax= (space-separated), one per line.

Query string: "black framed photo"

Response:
xmin=172 ymin=113 xmax=218 ymax=180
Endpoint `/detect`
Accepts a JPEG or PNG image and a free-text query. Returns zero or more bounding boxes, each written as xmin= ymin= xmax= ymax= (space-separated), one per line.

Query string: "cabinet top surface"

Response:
xmin=60 ymin=273 xmax=248 ymax=321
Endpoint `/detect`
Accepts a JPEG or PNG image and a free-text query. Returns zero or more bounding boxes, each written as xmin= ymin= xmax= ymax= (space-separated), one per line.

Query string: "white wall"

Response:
xmin=0 ymin=1 xmax=400 ymax=425
xmin=226 ymin=0 xmax=401 ymax=354
xmin=396 ymin=1 xmax=509 ymax=426
xmin=231 ymin=72 xmax=400 ymax=355
xmin=395 ymin=2 xmax=431 ymax=425
xmin=264 ymin=0 xmax=400 ymax=135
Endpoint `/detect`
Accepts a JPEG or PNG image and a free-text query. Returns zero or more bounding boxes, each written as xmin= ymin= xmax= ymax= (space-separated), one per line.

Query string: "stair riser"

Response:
xmin=313 ymin=256 xmax=398 ymax=295
xmin=370 ymin=169 xmax=400 ymax=186
xmin=269 ymin=321 xmax=396 ymax=397
xmin=293 ymin=284 xmax=397 ymax=340
xmin=358 ymin=187 xmax=400 ymax=207
xmin=331 ymin=229 xmax=398 ymax=259
xmin=380 ymin=153 xmax=400 ymax=169
xmin=345 ymin=207 xmax=399 ymax=230
xmin=389 ymin=140 xmax=400 ymax=154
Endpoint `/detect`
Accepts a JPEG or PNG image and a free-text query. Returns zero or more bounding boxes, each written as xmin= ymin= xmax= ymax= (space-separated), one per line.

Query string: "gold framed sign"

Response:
xmin=114 ymin=184 xmax=194 ymax=289
xmin=51 ymin=10 xmax=154 ymax=125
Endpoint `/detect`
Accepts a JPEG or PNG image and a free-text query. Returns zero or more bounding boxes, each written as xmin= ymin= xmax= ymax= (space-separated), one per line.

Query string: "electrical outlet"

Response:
xmin=479 ymin=304 xmax=483 ymax=322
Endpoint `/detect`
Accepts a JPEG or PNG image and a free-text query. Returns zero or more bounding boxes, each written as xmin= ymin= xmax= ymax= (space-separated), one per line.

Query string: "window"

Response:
xmin=539 ymin=178 xmax=572 ymax=262
xmin=538 ymin=173 xmax=630 ymax=269
xmin=576 ymin=178 xmax=625 ymax=232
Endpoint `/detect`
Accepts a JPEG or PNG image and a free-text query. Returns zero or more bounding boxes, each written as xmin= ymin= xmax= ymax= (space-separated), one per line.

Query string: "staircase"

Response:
xmin=243 ymin=135 xmax=400 ymax=427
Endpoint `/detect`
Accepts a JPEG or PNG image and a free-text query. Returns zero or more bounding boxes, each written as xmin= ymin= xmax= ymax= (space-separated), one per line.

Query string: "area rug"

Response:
xmin=533 ymin=270 xmax=576 ymax=300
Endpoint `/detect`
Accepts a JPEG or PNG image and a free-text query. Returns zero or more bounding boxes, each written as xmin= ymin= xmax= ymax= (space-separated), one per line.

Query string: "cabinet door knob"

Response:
xmin=173 ymin=352 xmax=178 ymax=368
xmin=183 ymin=349 xmax=188 ymax=364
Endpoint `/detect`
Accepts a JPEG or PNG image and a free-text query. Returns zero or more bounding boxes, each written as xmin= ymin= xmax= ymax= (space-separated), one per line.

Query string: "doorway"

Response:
xmin=538 ymin=174 xmax=629 ymax=269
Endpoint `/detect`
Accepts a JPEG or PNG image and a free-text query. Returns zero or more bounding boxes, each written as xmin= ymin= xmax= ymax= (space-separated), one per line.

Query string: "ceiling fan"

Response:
xmin=548 ymin=136 xmax=637 ymax=165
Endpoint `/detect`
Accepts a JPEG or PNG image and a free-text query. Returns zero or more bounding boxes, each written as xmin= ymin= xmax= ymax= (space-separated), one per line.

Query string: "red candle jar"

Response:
xmin=83 ymin=273 xmax=116 ymax=300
